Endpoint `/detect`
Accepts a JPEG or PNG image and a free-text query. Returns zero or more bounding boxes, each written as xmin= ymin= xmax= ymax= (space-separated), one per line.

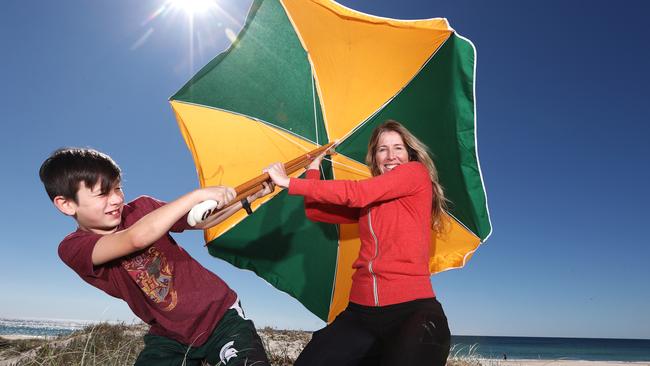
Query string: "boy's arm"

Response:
xmin=91 ymin=186 xmax=235 ymax=266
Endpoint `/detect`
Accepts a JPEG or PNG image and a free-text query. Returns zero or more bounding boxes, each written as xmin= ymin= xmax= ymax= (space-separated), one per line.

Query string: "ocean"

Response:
xmin=452 ymin=335 xmax=650 ymax=362
xmin=1 ymin=318 xmax=649 ymax=361
xmin=0 ymin=317 xmax=93 ymax=338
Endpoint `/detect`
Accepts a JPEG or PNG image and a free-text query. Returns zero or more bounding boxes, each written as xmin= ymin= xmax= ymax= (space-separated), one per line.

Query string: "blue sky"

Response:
xmin=1 ymin=0 xmax=649 ymax=339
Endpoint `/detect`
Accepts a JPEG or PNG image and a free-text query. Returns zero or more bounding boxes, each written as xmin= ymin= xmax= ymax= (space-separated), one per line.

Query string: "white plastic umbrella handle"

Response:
xmin=187 ymin=199 xmax=220 ymax=227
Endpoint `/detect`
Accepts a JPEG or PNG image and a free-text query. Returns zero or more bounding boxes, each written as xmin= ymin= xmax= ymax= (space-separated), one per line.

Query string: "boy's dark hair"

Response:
xmin=39 ymin=147 xmax=121 ymax=202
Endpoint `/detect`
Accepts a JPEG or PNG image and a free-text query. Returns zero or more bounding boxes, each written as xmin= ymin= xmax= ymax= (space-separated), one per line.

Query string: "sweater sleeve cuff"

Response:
xmin=305 ymin=169 xmax=320 ymax=179
xmin=288 ymin=177 xmax=308 ymax=196
xmin=289 ymin=169 xmax=319 ymax=195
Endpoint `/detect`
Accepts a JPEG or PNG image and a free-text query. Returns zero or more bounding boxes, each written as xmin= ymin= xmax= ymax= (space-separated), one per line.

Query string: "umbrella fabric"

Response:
xmin=169 ymin=0 xmax=491 ymax=322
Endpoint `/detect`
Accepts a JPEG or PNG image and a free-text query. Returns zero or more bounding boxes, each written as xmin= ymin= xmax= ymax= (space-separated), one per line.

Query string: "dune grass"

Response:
xmin=1 ymin=323 xmax=482 ymax=365
xmin=1 ymin=323 xmax=145 ymax=366
xmin=447 ymin=343 xmax=484 ymax=366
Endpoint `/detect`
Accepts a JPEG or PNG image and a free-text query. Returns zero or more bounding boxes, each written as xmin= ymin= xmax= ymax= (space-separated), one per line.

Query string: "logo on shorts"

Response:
xmin=219 ymin=341 xmax=238 ymax=364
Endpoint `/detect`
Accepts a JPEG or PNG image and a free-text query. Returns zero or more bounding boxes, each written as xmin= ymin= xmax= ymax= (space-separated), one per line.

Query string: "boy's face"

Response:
xmin=60 ymin=180 xmax=125 ymax=235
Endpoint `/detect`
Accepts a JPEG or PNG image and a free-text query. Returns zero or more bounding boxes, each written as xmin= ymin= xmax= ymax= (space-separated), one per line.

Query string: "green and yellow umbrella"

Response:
xmin=169 ymin=0 xmax=491 ymax=322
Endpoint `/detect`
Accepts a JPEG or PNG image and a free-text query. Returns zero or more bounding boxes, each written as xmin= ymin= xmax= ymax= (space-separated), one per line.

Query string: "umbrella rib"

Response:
xmin=312 ymin=70 xmax=320 ymax=146
xmin=278 ymin=0 xmax=333 ymax=146
xmin=324 ymin=157 xmax=370 ymax=177
xmin=264 ymin=123 xmax=311 ymax=153
xmin=171 ymin=100 xmax=321 ymax=147
xmin=174 ymin=101 xmax=368 ymax=176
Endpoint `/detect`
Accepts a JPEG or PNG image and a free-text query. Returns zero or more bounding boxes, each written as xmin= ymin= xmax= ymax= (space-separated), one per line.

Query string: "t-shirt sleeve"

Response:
xmin=58 ymin=231 xmax=119 ymax=295
xmin=135 ymin=196 xmax=192 ymax=233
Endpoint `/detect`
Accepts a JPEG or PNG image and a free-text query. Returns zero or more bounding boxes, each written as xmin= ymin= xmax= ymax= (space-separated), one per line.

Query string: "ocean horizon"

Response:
xmin=451 ymin=335 xmax=650 ymax=362
xmin=0 ymin=317 xmax=99 ymax=338
xmin=1 ymin=318 xmax=649 ymax=361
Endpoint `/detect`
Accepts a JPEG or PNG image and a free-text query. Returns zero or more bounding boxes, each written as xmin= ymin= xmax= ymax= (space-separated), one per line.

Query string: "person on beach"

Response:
xmin=39 ymin=147 xmax=272 ymax=366
xmin=264 ymin=120 xmax=452 ymax=366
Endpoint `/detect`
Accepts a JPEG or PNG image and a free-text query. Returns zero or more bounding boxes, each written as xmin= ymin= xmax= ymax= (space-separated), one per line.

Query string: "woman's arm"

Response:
xmin=266 ymin=161 xmax=429 ymax=208
xmin=265 ymin=153 xmax=359 ymax=223
xmin=302 ymin=169 xmax=360 ymax=224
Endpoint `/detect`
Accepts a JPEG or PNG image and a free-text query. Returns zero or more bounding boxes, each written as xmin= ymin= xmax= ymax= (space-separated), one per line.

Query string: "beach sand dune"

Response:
xmin=2 ymin=326 xmax=648 ymax=366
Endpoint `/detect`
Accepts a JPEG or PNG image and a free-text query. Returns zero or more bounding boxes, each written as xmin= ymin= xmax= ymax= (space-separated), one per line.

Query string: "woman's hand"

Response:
xmin=307 ymin=146 xmax=335 ymax=171
xmin=264 ymin=163 xmax=290 ymax=189
xmin=307 ymin=151 xmax=325 ymax=171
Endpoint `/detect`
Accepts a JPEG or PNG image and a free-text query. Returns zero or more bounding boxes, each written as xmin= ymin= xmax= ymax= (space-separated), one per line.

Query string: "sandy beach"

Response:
xmin=485 ymin=360 xmax=650 ymax=366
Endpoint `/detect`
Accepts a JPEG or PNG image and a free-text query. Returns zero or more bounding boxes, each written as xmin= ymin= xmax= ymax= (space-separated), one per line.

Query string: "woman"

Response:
xmin=265 ymin=120 xmax=451 ymax=366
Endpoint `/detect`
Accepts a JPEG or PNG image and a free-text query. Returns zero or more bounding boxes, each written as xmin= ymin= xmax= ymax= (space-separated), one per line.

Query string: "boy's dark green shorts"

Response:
xmin=135 ymin=307 xmax=270 ymax=366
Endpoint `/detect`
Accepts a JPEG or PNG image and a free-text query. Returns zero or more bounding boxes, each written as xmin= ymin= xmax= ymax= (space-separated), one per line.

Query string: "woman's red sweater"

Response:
xmin=288 ymin=161 xmax=435 ymax=307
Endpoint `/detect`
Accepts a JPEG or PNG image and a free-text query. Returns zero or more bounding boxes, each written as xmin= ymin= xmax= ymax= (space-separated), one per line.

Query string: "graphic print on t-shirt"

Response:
xmin=122 ymin=246 xmax=178 ymax=311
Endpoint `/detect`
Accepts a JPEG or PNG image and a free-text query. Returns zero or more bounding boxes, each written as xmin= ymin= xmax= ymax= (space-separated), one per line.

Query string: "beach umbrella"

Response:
xmin=169 ymin=0 xmax=491 ymax=322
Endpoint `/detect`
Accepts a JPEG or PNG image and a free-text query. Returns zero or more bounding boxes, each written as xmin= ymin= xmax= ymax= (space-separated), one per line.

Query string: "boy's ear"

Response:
xmin=53 ymin=196 xmax=77 ymax=216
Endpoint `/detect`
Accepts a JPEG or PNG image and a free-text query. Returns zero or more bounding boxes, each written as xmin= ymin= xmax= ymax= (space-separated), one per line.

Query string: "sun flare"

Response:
xmin=167 ymin=0 xmax=216 ymax=16
xmin=135 ymin=0 xmax=244 ymax=72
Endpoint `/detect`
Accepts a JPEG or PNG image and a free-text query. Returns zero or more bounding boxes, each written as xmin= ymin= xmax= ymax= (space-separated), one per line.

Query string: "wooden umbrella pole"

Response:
xmin=196 ymin=142 xmax=335 ymax=216
xmin=230 ymin=142 xmax=335 ymax=199
xmin=187 ymin=142 xmax=336 ymax=226
xmin=229 ymin=154 xmax=313 ymax=203
xmin=283 ymin=142 xmax=335 ymax=175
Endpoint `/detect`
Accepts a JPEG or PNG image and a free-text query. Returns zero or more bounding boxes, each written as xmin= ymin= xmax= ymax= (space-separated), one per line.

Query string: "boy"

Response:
xmin=39 ymin=147 xmax=272 ymax=366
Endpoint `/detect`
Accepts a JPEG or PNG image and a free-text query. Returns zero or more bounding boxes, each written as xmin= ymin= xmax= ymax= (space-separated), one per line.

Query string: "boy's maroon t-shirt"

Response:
xmin=58 ymin=195 xmax=237 ymax=346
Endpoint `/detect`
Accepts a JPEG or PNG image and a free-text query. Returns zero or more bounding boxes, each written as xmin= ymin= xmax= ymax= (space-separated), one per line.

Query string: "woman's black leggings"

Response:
xmin=295 ymin=297 xmax=451 ymax=366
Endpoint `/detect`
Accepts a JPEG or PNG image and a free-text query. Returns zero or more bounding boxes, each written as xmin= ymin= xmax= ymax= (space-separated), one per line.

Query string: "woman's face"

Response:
xmin=375 ymin=131 xmax=409 ymax=174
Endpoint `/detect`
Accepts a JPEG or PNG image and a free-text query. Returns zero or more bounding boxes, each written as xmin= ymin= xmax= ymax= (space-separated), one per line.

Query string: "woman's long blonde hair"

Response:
xmin=365 ymin=120 xmax=448 ymax=231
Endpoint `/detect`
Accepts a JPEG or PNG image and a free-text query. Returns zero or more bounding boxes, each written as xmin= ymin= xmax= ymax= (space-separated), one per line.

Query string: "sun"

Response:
xmin=167 ymin=0 xmax=217 ymax=16
xmin=134 ymin=0 xmax=243 ymax=57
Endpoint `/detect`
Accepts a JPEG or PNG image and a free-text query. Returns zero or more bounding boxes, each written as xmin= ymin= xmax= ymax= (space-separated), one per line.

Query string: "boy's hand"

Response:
xmin=188 ymin=186 xmax=236 ymax=226
xmin=254 ymin=181 xmax=275 ymax=200
xmin=201 ymin=186 xmax=236 ymax=209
